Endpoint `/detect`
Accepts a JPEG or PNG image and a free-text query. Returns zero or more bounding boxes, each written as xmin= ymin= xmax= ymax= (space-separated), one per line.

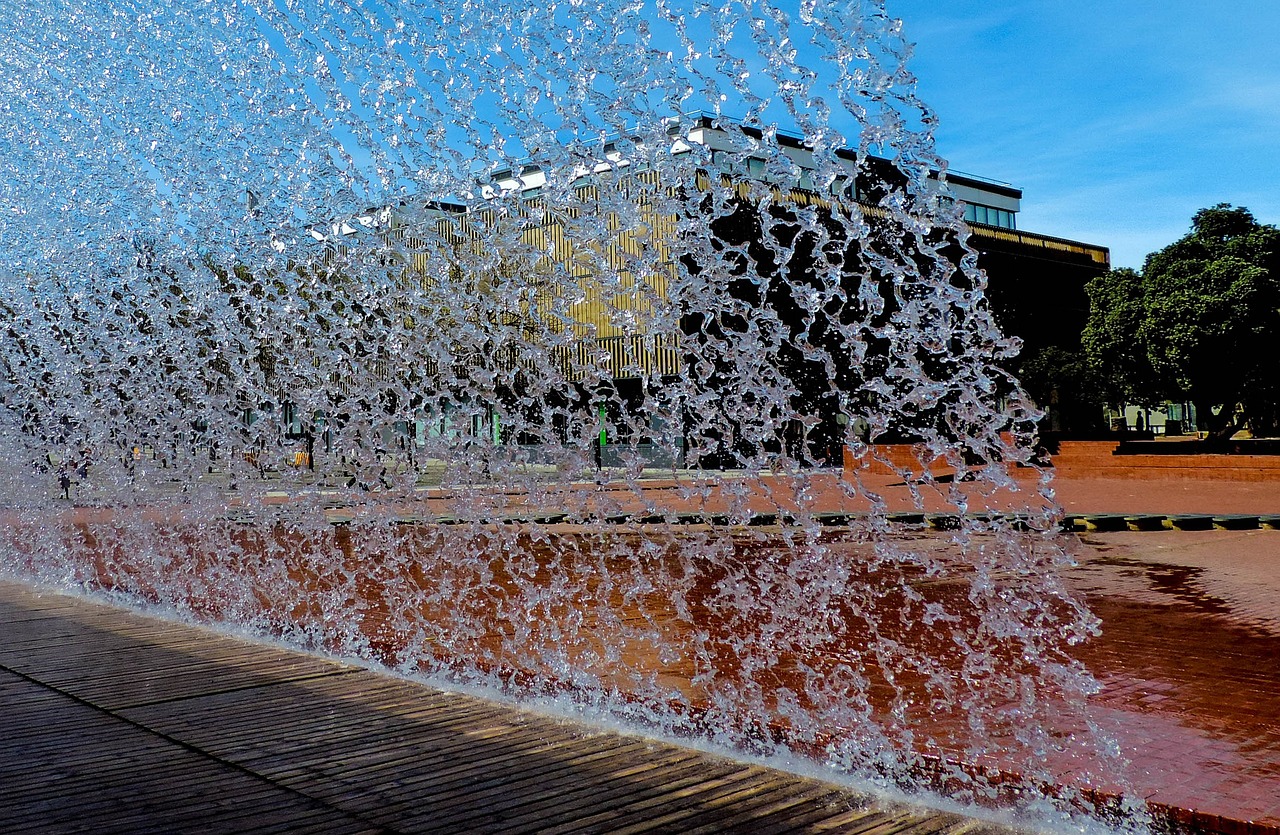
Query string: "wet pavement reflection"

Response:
xmin=1065 ymin=531 xmax=1280 ymax=824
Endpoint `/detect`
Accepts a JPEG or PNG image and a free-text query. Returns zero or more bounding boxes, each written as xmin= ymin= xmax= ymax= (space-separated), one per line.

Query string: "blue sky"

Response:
xmin=886 ymin=1 xmax=1280 ymax=269
xmin=24 ymin=0 xmax=1269 ymax=272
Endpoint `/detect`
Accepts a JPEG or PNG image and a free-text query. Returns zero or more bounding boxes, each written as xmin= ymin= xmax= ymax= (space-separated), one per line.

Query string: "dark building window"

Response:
xmin=964 ymin=203 xmax=1017 ymax=230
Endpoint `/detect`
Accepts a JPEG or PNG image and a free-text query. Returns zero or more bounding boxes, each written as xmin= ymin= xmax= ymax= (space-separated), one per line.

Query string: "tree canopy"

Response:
xmin=1083 ymin=204 xmax=1280 ymax=439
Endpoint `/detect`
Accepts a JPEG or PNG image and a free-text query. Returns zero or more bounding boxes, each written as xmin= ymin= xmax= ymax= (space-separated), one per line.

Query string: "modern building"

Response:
xmin=318 ymin=116 xmax=1110 ymax=464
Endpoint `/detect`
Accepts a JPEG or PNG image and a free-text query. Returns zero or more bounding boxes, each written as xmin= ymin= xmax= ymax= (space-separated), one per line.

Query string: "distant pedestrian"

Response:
xmin=58 ymin=462 xmax=72 ymax=500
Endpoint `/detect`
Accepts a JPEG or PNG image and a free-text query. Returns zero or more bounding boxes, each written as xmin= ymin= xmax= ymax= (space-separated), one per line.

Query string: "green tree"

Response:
xmin=1015 ymin=345 xmax=1107 ymax=435
xmin=1083 ymin=205 xmax=1280 ymax=440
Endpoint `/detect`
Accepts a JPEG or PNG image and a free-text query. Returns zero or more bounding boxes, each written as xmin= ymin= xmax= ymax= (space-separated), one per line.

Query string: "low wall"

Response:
xmin=1052 ymin=441 xmax=1280 ymax=482
xmin=842 ymin=444 xmax=953 ymax=479
xmin=844 ymin=441 xmax=1280 ymax=483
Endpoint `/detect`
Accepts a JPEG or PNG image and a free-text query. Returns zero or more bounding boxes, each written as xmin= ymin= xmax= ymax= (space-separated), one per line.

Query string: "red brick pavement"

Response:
xmin=1052 ymin=477 xmax=1280 ymax=515
xmin=1062 ymin=531 xmax=1280 ymax=827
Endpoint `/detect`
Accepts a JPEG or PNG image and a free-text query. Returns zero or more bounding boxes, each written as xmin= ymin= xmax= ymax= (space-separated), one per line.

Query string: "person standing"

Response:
xmin=58 ymin=461 xmax=72 ymax=500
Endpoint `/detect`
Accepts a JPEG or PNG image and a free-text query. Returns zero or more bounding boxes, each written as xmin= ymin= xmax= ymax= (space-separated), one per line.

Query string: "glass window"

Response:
xmin=963 ymin=204 xmax=977 ymax=222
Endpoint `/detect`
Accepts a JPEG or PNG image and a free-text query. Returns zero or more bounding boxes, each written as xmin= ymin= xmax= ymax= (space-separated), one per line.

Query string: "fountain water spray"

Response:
xmin=1 ymin=0 xmax=1128 ymax=823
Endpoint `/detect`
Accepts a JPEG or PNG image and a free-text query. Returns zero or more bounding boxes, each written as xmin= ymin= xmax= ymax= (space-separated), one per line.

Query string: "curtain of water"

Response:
xmin=0 ymin=0 xmax=1125 ymax=821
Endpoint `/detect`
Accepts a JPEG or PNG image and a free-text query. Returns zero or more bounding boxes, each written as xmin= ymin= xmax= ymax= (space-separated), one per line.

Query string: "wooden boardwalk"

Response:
xmin=0 ymin=580 xmax=1009 ymax=835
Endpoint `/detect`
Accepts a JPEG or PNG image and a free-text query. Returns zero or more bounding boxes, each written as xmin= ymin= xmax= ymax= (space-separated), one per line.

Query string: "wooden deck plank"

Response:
xmin=0 ymin=579 xmax=1012 ymax=834
xmin=499 ymin=761 xmax=766 ymax=834
xmin=7 ymin=644 xmax=348 ymax=686
xmin=16 ymin=658 xmax=352 ymax=695
xmin=844 ymin=812 xmax=955 ymax=835
xmin=524 ymin=778 xmax=783 ymax=835
xmin=123 ymin=671 xmax=498 ymax=730
xmin=402 ymin=745 xmax=726 ymax=831
xmin=558 ymin=767 xmax=779 ymax=834
xmin=736 ymin=791 xmax=883 ymax=834
xmin=0 ymin=673 xmax=381 ymax=833
xmin=341 ymin=739 xmax=687 ymax=824
xmin=128 ymin=684 xmax=553 ymax=772
xmin=0 ymin=619 xmax=354 ymax=712
xmin=306 ymin=723 xmax=641 ymax=786
xmin=304 ymin=736 xmax=669 ymax=823
xmin=126 ymin=670 xmax=570 ymax=753
xmin=268 ymin=723 xmax=601 ymax=790
xmin=660 ymin=777 xmax=848 ymax=834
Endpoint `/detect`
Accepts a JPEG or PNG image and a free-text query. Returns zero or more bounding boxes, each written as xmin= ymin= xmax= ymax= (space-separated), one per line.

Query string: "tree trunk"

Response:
xmin=1196 ymin=399 xmax=1241 ymax=446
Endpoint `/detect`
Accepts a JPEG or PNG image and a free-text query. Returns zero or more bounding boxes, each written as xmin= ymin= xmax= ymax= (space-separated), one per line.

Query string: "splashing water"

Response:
xmin=0 ymin=0 xmax=1129 ymax=823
